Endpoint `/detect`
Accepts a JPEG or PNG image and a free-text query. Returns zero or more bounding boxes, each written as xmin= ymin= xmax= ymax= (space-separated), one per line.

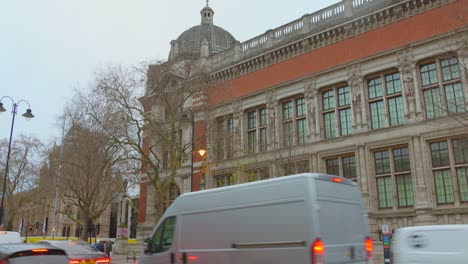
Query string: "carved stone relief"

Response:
xmin=347 ymin=64 xmax=363 ymax=129
xmin=232 ymin=100 xmax=243 ymax=154
xmin=398 ymin=48 xmax=417 ymax=118
xmin=266 ymin=89 xmax=277 ymax=146
xmin=304 ymin=77 xmax=318 ymax=138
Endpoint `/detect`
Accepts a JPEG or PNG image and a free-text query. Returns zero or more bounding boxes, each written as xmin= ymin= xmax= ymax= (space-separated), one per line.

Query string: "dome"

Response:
xmin=169 ymin=1 xmax=237 ymax=60
xmin=176 ymin=24 xmax=236 ymax=56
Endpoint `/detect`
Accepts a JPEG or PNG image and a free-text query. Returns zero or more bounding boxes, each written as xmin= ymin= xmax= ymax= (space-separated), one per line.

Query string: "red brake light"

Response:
xmin=32 ymin=249 xmax=49 ymax=253
xmin=188 ymin=255 xmax=199 ymax=261
xmin=97 ymin=258 xmax=111 ymax=263
xmin=311 ymin=238 xmax=325 ymax=264
xmin=365 ymin=236 xmax=373 ymax=259
xmin=331 ymin=177 xmax=343 ymax=183
xmin=69 ymin=260 xmax=81 ymax=264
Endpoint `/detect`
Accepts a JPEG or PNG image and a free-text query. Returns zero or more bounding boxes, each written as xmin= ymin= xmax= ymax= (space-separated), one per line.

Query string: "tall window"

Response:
xmin=321 ymin=86 xmax=352 ymax=139
xmin=325 ymin=155 xmax=357 ymax=181
xmin=367 ymin=72 xmax=404 ymax=129
xmin=420 ymin=57 xmax=465 ymax=119
xmin=247 ymin=108 xmax=267 ymax=154
xmin=282 ymin=97 xmax=307 ymax=146
xmin=374 ymin=146 xmax=413 ymax=209
xmin=430 ymin=138 xmax=468 ymax=204
xmin=215 ymin=115 xmax=234 ymax=160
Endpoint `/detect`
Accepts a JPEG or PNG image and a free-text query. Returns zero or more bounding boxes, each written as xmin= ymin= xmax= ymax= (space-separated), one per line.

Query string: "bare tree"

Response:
xmin=0 ymin=135 xmax=43 ymax=230
xmin=71 ymin=58 xmax=210 ymax=223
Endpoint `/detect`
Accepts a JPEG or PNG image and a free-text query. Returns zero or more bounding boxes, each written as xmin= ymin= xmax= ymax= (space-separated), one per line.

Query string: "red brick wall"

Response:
xmin=208 ymin=0 xmax=466 ymax=106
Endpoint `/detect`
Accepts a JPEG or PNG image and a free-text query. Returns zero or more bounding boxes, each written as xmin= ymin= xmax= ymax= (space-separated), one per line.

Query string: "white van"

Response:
xmin=391 ymin=224 xmax=468 ymax=264
xmin=0 ymin=231 xmax=22 ymax=244
xmin=138 ymin=173 xmax=372 ymax=264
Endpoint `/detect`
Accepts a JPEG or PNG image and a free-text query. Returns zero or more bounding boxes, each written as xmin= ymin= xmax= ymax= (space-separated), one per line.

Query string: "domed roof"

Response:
xmin=169 ymin=1 xmax=237 ymax=60
xmin=176 ymin=24 xmax=236 ymax=56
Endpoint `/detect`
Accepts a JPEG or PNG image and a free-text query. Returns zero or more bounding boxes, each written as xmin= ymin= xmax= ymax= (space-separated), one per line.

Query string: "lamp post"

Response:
xmin=0 ymin=96 xmax=35 ymax=227
xmin=182 ymin=109 xmax=195 ymax=192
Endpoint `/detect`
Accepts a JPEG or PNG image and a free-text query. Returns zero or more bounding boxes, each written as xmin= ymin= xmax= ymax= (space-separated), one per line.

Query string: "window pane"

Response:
xmin=441 ymin=58 xmax=460 ymax=81
xmin=368 ymin=78 xmax=383 ymax=99
xmin=457 ymin=167 xmax=468 ymax=202
xmin=377 ymin=177 xmax=393 ymax=208
xmin=370 ymin=101 xmax=386 ymax=129
xmin=248 ymin=131 xmax=257 ymax=153
xmin=248 ymin=111 xmax=257 ymax=129
xmin=434 ymin=169 xmax=454 ymax=204
xmin=339 ymin=108 xmax=353 ymax=136
xmin=375 ymin=150 xmax=390 ymax=174
xmin=283 ymin=101 xmax=293 ymax=120
xmin=396 ymin=174 xmax=414 ymax=207
xmin=324 ymin=112 xmax=336 ymax=139
xmin=260 ymin=108 xmax=268 ymax=126
xmin=296 ymin=98 xmax=306 ymax=117
xmin=343 ymin=156 xmax=356 ymax=179
xmin=424 ymin=88 xmax=442 ymax=119
xmin=453 ymin=138 xmax=468 ymax=164
xmin=386 ymin=73 xmax=401 ymax=95
xmin=297 ymin=118 xmax=307 ymax=144
xmin=388 ymin=96 xmax=404 ymax=126
xmin=338 ymin=86 xmax=351 ymax=106
xmin=326 ymin=158 xmax=339 ymax=176
xmin=393 ymin=147 xmax=410 ymax=172
xmin=431 ymin=142 xmax=450 ymax=167
xmin=420 ymin=62 xmax=438 ymax=86
xmin=283 ymin=122 xmax=293 ymax=146
xmin=259 ymin=128 xmax=267 ymax=152
xmin=322 ymin=90 xmax=335 ymax=111
xmin=445 ymin=82 xmax=465 ymax=113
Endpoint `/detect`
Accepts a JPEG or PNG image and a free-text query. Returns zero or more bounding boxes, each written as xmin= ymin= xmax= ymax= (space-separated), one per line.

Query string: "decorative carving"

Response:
xmin=347 ymin=64 xmax=362 ymax=112
xmin=398 ymin=48 xmax=416 ymax=99
xmin=266 ymin=90 xmax=277 ymax=144
xmin=343 ymin=23 xmax=353 ymax=37
xmin=304 ymin=78 xmax=317 ymax=136
xmin=392 ymin=5 xmax=404 ymax=19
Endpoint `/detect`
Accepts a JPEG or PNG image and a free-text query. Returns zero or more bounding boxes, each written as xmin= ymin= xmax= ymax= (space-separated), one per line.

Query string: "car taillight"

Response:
xmin=97 ymin=257 xmax=111 ymax=263
xmin=365 ymin=236 xmax=373 ymax=261
xmin=69 ymin=260 xmax=81 ymax=264
xmin=311 ymin=238 xmax=324 ymax=264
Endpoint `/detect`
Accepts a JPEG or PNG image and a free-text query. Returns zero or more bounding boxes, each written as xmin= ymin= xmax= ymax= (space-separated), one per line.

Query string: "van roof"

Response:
xmin=396 ymin=224 xmax=468 ymax=232
xmin=181 ymin=173 xmax=355 ymax=199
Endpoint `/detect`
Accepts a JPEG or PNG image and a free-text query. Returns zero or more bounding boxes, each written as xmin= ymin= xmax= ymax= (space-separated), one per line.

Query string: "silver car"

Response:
xmin=0 ymin=243 xmax=69 ymax=264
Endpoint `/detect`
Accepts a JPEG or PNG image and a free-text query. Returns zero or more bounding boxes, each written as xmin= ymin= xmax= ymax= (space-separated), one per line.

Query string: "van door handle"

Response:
xmin=170 ymin=252 xmax=175 ymax=264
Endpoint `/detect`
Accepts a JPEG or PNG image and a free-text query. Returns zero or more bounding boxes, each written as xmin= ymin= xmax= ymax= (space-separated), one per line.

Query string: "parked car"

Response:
xmin=391 ymin=224 xmax=468 ymax=264
xmin=0 ymin=231 xmax=22 ymax=244
xmin=138 ymin=173 xmax=372 ymax=264
xmin=36 ymin=240 xmax=110 ymax=263
xmin=0 ymin=243 xmax=69 ymax=263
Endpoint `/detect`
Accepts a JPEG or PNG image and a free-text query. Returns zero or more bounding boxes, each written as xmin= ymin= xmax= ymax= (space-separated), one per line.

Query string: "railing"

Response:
xmin=208 ymin=0 xmax=387 ymax=69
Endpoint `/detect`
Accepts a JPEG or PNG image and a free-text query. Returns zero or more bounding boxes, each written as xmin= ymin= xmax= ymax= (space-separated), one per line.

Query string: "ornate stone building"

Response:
xmin=138 ymin=0 xmax=468 ymax=241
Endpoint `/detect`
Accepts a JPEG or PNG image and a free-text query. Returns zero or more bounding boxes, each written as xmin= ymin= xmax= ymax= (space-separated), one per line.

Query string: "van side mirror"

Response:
xmin=143 ymin=237 xmax=151 ymax=254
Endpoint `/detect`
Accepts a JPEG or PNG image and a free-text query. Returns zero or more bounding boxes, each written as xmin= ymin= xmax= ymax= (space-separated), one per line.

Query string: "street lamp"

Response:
xmin=0 ymin=96 xmax=35 ymax=227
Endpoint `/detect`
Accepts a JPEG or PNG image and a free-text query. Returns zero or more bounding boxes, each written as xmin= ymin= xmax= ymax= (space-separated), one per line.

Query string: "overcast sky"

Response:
xmin=0 ymin=0 xmax=338 ymax=144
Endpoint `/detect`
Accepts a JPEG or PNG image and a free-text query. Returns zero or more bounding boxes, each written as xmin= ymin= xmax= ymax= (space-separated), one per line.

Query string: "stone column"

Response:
xmin=411 ymin=135 xmax=436 ymax=225
xmin=127 ymin=201 xmax=132 ymax=238
xmin=232 ymin=100 xmax=244 ymax=157
xmin=304 ymin=78 xmax=319 ymax=141
xmin=357 ymin=144 xmax=370 ymax=210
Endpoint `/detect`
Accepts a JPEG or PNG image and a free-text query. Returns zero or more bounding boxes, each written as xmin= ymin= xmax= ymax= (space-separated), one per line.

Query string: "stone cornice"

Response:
xmin=207 ymin=0 xmax=456 ymax=86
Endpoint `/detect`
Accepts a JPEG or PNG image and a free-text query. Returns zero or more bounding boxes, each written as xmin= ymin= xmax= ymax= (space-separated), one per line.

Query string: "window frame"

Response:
xmin=321 ymin=84 xmax=353 ymax=139
xmin=419 ymin=56 xmax=465 ymax=119
xmin=246 ymin=107 xmax=267 ymax=154
xmin=373 ymin=145 xmax=414 ymax=209
xmin=281 ymin=96 xmax=307 ymax=146
xmin=429 ymin=137 xmax=468 ymax=205
xmin=366 ymin=71 xmax=405 ymax=130
xmin=325 ymin=154 xmax=357 ymax=181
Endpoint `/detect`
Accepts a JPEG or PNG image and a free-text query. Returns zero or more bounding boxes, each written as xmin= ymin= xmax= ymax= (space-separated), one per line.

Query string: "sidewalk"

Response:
xmin=110 ymin=253 xmax=138 ymax=264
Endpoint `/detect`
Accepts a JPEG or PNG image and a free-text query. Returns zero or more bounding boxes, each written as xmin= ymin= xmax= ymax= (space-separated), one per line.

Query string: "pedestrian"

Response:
xmin=105 ymin=240 xmax=112 ymax=257
xmin=96 ymin=241 xmax=105 ymax=252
